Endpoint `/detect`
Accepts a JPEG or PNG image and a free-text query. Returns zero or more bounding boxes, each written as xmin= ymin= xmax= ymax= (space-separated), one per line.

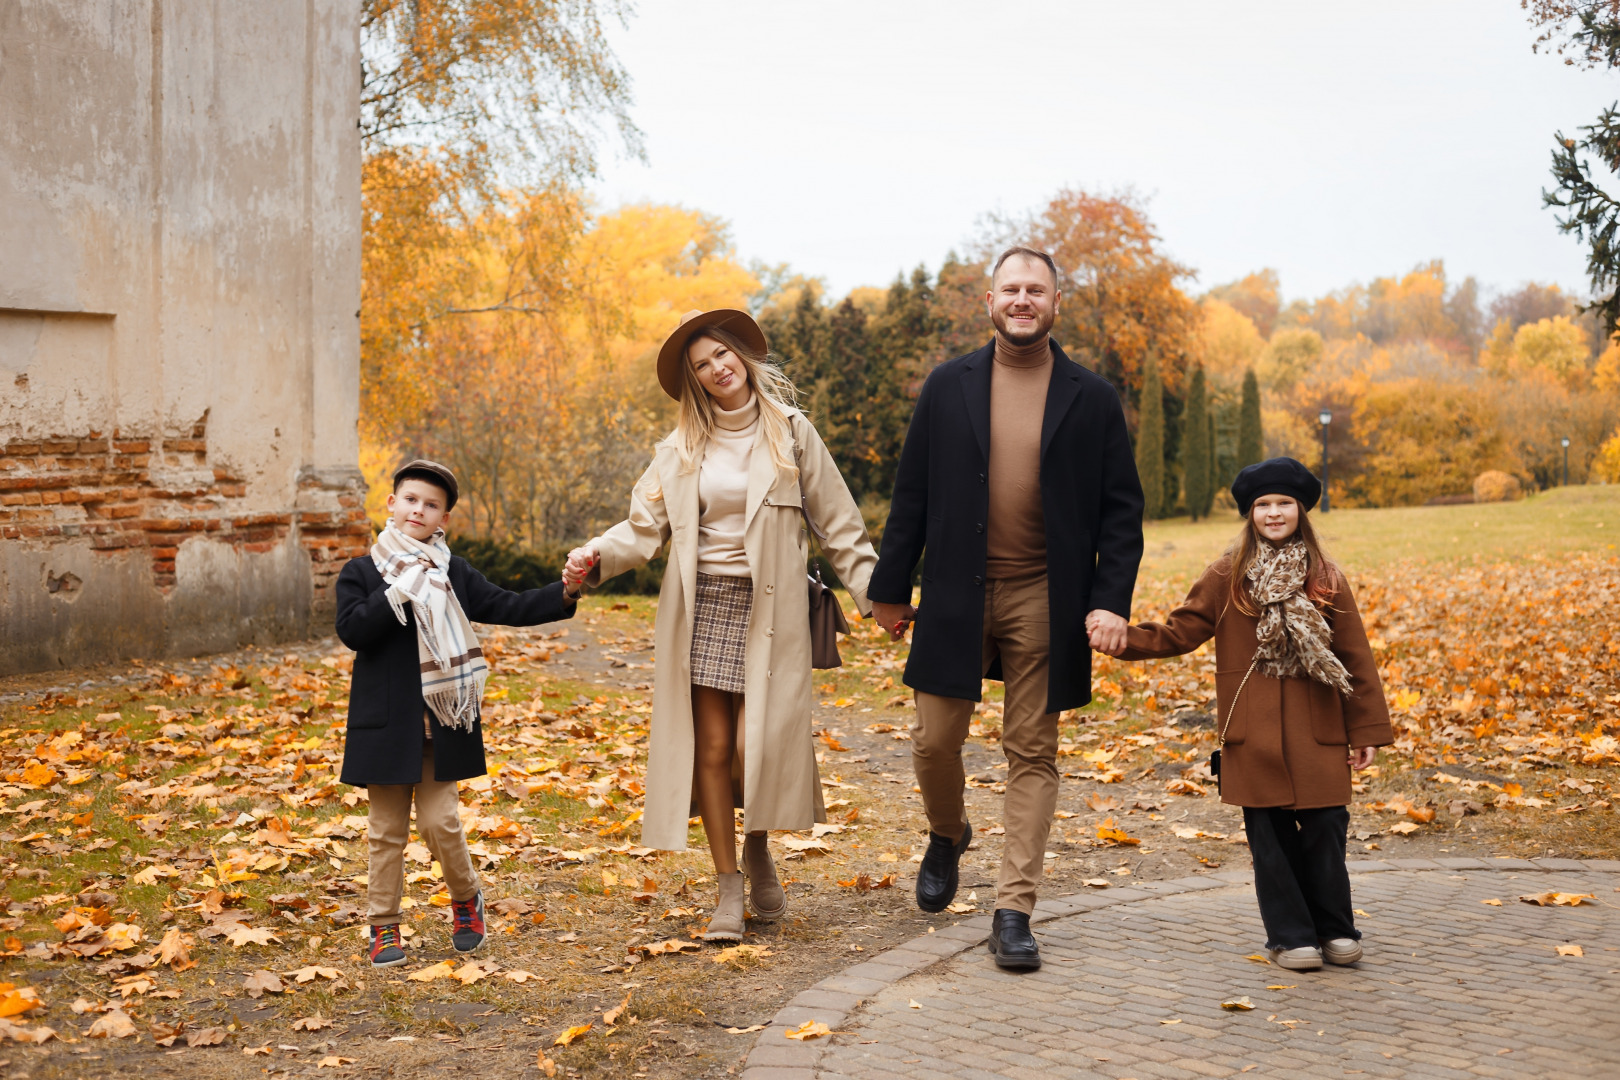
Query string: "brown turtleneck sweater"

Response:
xmin=986 ymin=333 xmax=1052 ymax=580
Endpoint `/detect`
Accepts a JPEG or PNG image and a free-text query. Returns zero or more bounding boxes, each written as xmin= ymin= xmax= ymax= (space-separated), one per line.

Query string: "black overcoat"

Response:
xmin=335 ymin=556 xmax=575 ymax=786
xmin=869 ymin=341 xmax=1145 ymax=712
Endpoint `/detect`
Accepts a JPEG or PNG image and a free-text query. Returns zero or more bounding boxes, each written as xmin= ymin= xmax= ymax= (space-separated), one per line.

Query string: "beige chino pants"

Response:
xmin=913 ymin=573 xmax=1058 ymax=917
xmin=366 ymin=742 xmax=482 ymax=926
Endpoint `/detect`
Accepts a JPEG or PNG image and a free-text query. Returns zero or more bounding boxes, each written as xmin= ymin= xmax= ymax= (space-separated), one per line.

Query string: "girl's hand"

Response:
xmin=1348 ymin=746 xmax=1376 ymax=770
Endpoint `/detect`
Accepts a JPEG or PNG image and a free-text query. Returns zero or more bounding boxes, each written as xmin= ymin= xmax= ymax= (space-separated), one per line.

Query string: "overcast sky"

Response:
xmin=592 ymin=0 xmax=1619 ymax=306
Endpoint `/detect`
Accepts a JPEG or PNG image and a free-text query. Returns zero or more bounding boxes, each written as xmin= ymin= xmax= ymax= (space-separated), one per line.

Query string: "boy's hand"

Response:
xmin=563 ymin=546 xmax=598 ymax=591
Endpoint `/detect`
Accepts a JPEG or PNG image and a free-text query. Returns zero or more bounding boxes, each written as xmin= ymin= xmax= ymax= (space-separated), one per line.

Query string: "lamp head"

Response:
xmin=1562 ymin=437 xmax=1571 ymax=447
xmin=1318 ymin=409 xmax=1332 ymax=427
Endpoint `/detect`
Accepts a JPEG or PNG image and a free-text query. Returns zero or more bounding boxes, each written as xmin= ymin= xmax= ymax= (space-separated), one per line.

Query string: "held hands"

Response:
xmin=870 ymin=601 xmax=918 ymax=641
xmin=562 ymin=546 xmax=598 ymax=597
xmin=1085 ymin=609 xmax=1128 ymax=657
xmin=1348 ymin=746 xmax=1376 ymax=770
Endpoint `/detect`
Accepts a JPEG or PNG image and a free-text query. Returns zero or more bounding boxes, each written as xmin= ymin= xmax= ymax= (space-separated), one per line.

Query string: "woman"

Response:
xmin=1101 ymin=458 xmax=1392 ymax=971
xmin=564 ymin=308 xmax=877 ymax=942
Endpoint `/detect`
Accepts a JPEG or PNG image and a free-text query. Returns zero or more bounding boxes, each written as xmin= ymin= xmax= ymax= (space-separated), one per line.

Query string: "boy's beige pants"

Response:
xmin=912 ymin=573 xmax=1059 ymax=918
xmin=367 ymin=742 xmax=482 ymax=926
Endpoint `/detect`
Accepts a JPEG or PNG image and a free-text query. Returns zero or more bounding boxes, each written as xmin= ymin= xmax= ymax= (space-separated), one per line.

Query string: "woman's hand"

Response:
xmin=563 ymin=546 xmax=598 ymax=593
xmin=870 ymin=601 xmax=917 ymax=641
xmin=1348 ymin=746 xmax=1376 ymax=770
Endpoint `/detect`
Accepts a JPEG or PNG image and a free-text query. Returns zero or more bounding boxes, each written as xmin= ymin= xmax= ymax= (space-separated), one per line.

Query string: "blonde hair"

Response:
xmin=672 ymin=327 xmax=801 ymax=481
xmin=1226 ymin=504 xmax=1340 ymax=616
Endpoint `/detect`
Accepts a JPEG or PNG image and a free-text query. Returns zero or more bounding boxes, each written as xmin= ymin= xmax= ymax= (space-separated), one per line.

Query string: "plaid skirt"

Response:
xmin=691 ymin=573 xmax=752 ymax=694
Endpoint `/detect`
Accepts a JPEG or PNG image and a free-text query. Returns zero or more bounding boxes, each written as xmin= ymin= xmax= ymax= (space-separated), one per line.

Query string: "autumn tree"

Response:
xmin=1207 ymin=270 xmax=1281 ymax=338
xmin=1237 ymin=368 xmax=1265 ymax=470
xmin=1136 ymin=351 xmax=1167 ymax=519
xmin=1184 ymin=365 xmax=1213 ymax=520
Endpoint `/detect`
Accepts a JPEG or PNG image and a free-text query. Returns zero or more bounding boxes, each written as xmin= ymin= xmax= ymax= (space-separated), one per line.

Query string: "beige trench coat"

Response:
xmin=583 ymin=405 xmax=877 ymax=851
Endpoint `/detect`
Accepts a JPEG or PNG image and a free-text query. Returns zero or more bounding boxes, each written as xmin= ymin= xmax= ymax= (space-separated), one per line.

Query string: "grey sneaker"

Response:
xmin=1321 ymin=938 xmax=1363 ymax=965
xmin=1268 ymin=946 xmax=1324 ymax=971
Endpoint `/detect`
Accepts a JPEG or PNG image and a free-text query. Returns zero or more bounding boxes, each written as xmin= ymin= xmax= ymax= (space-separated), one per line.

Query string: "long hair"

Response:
xmin=672 ymin=325 xmax=800 ymax=480
xmin=1227 ymin=504 xmax=1339 ymax=615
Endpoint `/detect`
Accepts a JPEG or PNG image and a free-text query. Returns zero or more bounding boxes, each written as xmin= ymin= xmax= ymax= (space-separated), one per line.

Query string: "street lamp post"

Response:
xmin=1562 ymin=436 xmax=1571 ymax=487
xmin=1319 ymin=409 xmax=1332 ymax=513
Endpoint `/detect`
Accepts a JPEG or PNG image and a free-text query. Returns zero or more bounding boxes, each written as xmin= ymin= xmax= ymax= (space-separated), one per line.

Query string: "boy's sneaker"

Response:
xmin=369 ymin=924 xmax=406 ymax=968
xmin=450 ymin=891 xmax=486 ymax=953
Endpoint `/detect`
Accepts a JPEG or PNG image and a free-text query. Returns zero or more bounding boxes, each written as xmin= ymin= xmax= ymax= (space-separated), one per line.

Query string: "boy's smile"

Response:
xmin=388 ymin=479 xmax=451 ymax=541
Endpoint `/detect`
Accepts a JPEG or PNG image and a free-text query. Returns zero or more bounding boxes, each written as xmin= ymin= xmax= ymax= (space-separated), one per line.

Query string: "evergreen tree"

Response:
xmin=1135 ymin=351 xmax=1166 ymax=519
xmin=1184 ymin=365 xmax=1211 ymax=520
xmin=1237 ymin=366 xmax=1264 ymax=470
xmin=1206 ymin=412 xmax=1219 ymax=514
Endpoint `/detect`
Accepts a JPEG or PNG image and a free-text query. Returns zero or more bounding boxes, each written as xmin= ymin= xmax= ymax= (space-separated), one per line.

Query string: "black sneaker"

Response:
xmin=450 ymin=891 xmax=485 ymax=953
xmin=915 ymin=822 xmax=971 ymax=913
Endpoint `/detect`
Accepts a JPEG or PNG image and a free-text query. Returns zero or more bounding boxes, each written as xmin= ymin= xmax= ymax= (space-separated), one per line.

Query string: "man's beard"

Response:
xmin=992 ymin=308 xmax=1054 ymax=347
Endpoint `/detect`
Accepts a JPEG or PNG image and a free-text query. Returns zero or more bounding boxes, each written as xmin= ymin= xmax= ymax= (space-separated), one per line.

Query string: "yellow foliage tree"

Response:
xmin=1349 ymin=379 xmax=1515 ymax=506
xmin=1256 ymin=327 xmax=1325 ymax=392
xmin=1594 ymin=428 xmax=1620 ymax=483
xmin=1197 ymin=299 xmax=1265 ymax=382
xmin=1591 ymin=336 xmax=1620 ymax=394
xmin=1513 ymin=315 xmax=1590 ymax=382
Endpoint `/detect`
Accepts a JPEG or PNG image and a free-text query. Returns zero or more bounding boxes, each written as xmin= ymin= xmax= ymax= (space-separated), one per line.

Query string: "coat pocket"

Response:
xmin=1308 ymin=680 xmax=1350 ymax=745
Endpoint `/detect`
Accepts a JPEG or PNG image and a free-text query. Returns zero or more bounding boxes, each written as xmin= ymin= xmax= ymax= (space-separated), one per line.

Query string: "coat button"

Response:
xmin=766 ymin=627 xmax=774 ymax=637
xmin=767 ymin=670 xmax=772 ymax=678
xmin=765 ymin=584 xmax=774 ymax=594
xmin=976 ymin=522 xmax=984 ymax=533
xmin=978 ymin=473 xmax=986 ymax=483
xmin=973 ymin=575 xmax=984 ymax=586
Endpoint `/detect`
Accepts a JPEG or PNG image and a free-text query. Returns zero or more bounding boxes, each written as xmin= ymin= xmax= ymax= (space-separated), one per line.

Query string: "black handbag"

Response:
xmin=1210 ymin=657 xmax=1258 ymax=791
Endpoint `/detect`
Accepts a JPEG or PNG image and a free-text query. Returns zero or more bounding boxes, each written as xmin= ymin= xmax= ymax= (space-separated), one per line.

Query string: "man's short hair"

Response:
xmin=992 ymin=246 xmax=1060 ymax=288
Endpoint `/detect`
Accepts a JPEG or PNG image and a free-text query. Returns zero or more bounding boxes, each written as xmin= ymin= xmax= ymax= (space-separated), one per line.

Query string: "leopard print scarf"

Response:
xmin=1245 ymin=539 xmax=1353 ymax=695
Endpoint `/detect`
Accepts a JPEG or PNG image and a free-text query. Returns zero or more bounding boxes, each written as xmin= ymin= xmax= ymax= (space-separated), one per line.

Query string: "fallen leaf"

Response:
xmin=1222 ymin=997 xmax=1255 ymax=1011
xmin=1095 ymin=817 xmax=1140 ymax=846
xmin=711 ymin=944 xmax=773 ymax=966
xmin=1387 ymin=821 xmax=1420 ymax=835
xmin=1244 ymin=954 xmax=1272 ymax=965
xmin=243 ymin=1044 xmax=274 ymax=1056
xmin=603 ymin=989 xmax=632 ymax=1026
xmin=785 ymin=1020 xmax=831 ymax=1040
xmin=637 ymin=939 xmax=700 ymax=956
xmin=553 ymin=1022 xmax=592 ymax=1046
xmin=227 ymin=926 xmax=281 ymax=949
xmin=156 ymin=928 xmax=196 ymax=971
xmin=908 ymin=999 xmax=922 ymax=1009
xmin=0 ymin=987 xmax=43 ymax=1018
xmin=725 ymin=1024 xmax=766 ymax=1034
xmin=87 ymin=1010 xmax=138 ymax=1038
xmin=317 ymin=1056 xmax=357 ymax=1068
xmin=539 ymin=1052 xmax=558 ymax=1077
xmin=1556 ymin=944 xmax=1584 ymax=957
xmin=293 ymin=1015 xmax=334 ymax=1031
xmin=243 ymin=971 xmax=285 ymax=999
xmin=187 ymin=1026 xmax=228 ymax=1047
xmin=406 ymin=961 xmax=456 ymax=982
xmin=1266 ymin=985 xmax=1298 ymax=990
xmin=502 ymin=970 xmax=539 ymax=984
xmin=452 ymin=960 xmax=497 ymax=985
xmin=1520 ymin=892 xmax=1596 ymax=907
xmin=1482 ymin=898 xmax=1503 ymax=907
xmin=1082 ymin=878 xmax=1110 ymax=888
xmin=287 ymin=965 xmax=343 ymax=984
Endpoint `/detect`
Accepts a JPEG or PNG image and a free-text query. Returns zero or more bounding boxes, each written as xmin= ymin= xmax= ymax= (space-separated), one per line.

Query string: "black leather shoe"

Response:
xmin=987 ymin=909 xmax=1041 ymax=971
xmin=915 ymin=822 xmax=971 ymax=913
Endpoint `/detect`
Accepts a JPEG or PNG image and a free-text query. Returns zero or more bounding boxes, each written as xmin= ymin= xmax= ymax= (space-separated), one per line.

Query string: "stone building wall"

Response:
xmin=0 ymin=2 xmax=366 ymax=675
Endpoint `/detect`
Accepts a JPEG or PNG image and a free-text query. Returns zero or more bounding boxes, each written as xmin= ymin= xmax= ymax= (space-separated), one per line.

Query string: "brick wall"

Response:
xmin=0 ymin=414 xmax=370 ymax=621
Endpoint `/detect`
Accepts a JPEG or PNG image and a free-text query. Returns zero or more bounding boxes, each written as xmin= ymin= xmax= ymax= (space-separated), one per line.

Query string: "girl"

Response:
xmin=563 ymin=309 xmax=877 ymax=942
xmin=1106 ymin=457 xmax=1392 ymax=971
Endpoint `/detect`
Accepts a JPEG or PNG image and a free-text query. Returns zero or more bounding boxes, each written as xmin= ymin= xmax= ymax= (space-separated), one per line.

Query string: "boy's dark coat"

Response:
xmin=336 ymin=556 xmax=575 ymax=787
xmin=869 ymin=341 xmax=1146 ymax=713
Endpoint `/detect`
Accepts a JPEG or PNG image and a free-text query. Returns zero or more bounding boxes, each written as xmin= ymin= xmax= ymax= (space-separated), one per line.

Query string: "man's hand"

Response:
xmin=1348 ymin=746 xmax=1376 ymax=770
xmin=1085 ymin=609 xmax=1128 ymax=657
xmin=870 ymin=601 xmax=918 ymax=641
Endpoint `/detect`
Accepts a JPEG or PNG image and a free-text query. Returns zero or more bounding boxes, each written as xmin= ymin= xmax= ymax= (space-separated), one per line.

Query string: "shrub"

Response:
xmin=1472 ymin=470 xmax=1523 ymax=503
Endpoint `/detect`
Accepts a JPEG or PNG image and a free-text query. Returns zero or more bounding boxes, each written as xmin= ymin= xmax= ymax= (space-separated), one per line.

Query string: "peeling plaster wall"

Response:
xmin=0 ymin=1 xmax=365 ymax=675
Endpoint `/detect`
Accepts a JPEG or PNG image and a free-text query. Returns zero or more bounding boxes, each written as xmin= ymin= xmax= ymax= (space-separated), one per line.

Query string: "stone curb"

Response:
xmin=741 ymin=858 xmax=1620 ymax=1078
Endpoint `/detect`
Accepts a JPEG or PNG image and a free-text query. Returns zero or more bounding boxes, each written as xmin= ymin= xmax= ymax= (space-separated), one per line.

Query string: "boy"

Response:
xmin=337 ymin=459 xmax=579 ymax=967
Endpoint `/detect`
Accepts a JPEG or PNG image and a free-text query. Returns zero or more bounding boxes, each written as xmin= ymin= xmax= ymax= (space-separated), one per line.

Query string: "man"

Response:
xmin=869 ymin=247 xmax=1145 ymax=971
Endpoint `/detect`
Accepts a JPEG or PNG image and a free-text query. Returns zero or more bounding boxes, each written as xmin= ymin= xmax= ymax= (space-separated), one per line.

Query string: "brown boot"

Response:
xmin=743 ymin=833 xmax=786 ymax=919
xmin=702 ymin=873 xmax=745 ymax=942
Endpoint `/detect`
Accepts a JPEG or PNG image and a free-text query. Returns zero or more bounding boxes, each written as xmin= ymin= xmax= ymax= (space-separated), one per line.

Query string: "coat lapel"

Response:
xmin=1040 ymin=343 xmax=1086 ymax=461
xmin=958 ymin=342 xmax=995 ymax=463
xmin=745 ymin=404 xmax=787 ymax=526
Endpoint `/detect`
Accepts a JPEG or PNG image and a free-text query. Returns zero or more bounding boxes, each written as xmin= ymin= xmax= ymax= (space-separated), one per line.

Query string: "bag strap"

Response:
xmin=790 ymin=426 xmax=829 ymax=580
xmin=1218 ymin=656 xmax=1259 ymax=748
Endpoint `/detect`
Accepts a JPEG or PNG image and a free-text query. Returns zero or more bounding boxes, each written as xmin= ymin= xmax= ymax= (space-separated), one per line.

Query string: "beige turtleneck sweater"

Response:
xmin=697 ymin=393 xmax=759 ymax=577
xmin=986 ymin=333 xmax=1052 ymax=580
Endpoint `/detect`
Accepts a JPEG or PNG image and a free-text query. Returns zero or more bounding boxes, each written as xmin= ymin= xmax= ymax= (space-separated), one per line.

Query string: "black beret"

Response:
xmin=393 ymin=458 xmax=459 ymax=511
xmin=1231 ymin=457 xmax=1321 ymax=515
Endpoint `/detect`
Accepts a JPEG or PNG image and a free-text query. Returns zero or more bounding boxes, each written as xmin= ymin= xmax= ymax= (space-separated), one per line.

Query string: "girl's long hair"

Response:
xmin=1227 ymin=503 xmax=1340 ymax=615
xmin=672 ymin=326 xmax=800 ymax=481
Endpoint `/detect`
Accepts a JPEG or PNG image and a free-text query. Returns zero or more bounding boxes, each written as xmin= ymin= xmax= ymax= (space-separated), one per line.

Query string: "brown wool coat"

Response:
xmin=583 ymin=405 xmax=877 ymax=851
xmin=1120 ymin=557 xmax=1393 ymax=809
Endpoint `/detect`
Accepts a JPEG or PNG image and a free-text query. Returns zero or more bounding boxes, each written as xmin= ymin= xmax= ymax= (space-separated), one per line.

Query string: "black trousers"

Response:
xmin=1243 ymin=806 xmax=1359 ymax=950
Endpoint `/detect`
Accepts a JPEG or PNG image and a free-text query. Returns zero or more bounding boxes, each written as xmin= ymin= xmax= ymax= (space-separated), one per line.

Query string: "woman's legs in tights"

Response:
xmin=692 ymin=685 xmax=755 ymax=875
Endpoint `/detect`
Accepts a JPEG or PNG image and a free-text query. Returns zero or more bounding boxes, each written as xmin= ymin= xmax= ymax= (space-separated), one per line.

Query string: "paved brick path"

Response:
xmin=744 ymin=859 xmax=1620 ymax=1080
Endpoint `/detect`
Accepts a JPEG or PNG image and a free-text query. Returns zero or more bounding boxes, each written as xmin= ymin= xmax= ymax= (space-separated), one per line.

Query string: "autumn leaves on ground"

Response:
xmin=0 ymin=487 xmax=1613 ymax=1079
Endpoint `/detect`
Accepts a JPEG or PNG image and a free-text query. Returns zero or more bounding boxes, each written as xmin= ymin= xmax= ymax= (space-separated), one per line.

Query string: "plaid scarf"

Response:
xmin=371 ymin=521 xmax=487 ymax=732
xmin=1245 ymin=538 xmax=1354 ymax=696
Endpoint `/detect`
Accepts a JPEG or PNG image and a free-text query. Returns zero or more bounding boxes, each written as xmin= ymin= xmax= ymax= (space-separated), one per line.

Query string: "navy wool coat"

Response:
xmin=869 ymin=340 xmax=1145 ymax=713
xmin=336 ymin=556 xmax=576 ymax=786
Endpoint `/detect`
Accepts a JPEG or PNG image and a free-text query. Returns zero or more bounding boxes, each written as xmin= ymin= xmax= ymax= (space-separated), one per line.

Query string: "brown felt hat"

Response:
xmin=393 ymin=458 xmax=459 ymax=510
xmin=655 ymin=308 xmax=768 ymax=401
